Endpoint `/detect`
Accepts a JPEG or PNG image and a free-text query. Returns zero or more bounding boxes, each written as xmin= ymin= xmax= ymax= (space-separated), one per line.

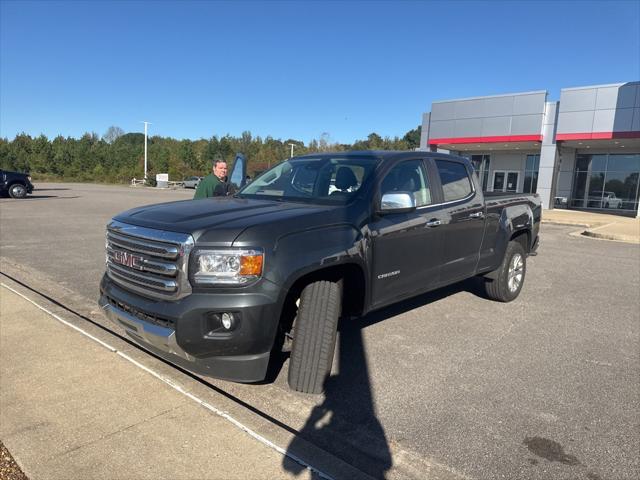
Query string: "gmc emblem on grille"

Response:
xmin=112 ymin=250 xmax=144 ymax=270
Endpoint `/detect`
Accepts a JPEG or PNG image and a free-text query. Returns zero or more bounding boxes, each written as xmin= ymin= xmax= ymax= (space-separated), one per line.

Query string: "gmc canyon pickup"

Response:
xmin=99 ymin=151 xmax=540 ymax=394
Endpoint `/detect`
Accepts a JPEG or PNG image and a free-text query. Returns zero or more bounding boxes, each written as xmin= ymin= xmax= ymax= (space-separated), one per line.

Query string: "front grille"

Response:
xmin=105 ymin=220 xmax=194 ymax=300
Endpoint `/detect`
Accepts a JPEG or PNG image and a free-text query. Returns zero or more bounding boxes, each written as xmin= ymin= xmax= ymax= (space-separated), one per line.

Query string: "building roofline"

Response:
xmin=432 ymin=90 xmax=547 ymax=104
xmin=561 ymin=81 xmax=639 ymax=92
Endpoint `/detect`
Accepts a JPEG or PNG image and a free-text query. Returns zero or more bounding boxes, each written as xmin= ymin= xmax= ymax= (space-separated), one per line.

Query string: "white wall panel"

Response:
xmin=513 ymin=94 xmax=546 ymax=114
xmin=559 ymin=88 xmax=597 ymax=112
xmin=483 ymin=95 xmax=514 ymax=117
xmin=481 ymin=116 xmax=511 ymax=136
xmin=420 ymin=112 xmax=430 ymax=150
xmin=429 ymin=120 xmax=455 ymax=138
xmin=595 ymin=87 xmax=620 ymax=110
xmin=558 ymin=111 xmax=595 ymax=133
xmin=454 ymin=118 xmax=483 ymax=137
xmin=455 ymin=99 xmax=485 ymax=119
xmin=592 ymin=109 xmax=617 ymax=132
xmin=511 ymin=114 xmax=544 ymax=135
xmin=431 ymin=102 xmax=456 ymax=121
xmin=490 ymin=152 xmax=526 ymax=171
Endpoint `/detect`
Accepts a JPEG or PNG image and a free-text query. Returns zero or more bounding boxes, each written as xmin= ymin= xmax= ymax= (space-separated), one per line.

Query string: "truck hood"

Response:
xmin=113 ymin=196 xmax=337 ymax=245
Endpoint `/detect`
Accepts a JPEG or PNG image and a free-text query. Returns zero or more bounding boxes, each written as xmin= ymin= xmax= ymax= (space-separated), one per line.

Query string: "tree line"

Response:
xmin=0 ymin=126 xmax=421 ymax=183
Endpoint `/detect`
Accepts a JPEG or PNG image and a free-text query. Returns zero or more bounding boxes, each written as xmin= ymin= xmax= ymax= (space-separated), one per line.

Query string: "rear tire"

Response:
xmin=483 ymin=241 xmax=526 ymax=302
xmin=288 ymin=280 xmax=341 ymax=394
xmin=8 ymin=183 xmax=27 ymax=199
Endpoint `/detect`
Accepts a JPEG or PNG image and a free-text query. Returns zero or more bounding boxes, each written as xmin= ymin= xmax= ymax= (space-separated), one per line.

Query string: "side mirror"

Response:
xmin=227 ymin=153 xmax=247 ymax=195
xmin=379 ymin=192 xmax=416 ymax=214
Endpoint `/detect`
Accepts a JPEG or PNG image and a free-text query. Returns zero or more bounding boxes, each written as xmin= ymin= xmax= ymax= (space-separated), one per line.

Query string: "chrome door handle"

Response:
xmin=426 ymin=220 xmax=442 ymax=227
xmin=469 ymin=212 xmax=484 ymax=219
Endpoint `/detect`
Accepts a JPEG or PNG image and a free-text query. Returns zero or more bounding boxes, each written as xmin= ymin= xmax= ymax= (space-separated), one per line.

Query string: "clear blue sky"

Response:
xmin=1 ymin=0 xmax=639 ymax=144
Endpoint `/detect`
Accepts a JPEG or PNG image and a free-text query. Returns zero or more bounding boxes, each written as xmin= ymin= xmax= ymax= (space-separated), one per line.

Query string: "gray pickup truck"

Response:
xmin=99 ymin=151 xmax=540 ymax=393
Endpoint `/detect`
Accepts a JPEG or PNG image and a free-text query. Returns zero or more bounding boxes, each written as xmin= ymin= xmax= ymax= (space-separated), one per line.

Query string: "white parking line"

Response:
xmin=1 ymin=282 xmax=333 ymax=480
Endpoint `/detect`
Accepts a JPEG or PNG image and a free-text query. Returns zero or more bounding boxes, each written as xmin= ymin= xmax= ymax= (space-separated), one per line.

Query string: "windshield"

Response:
xmin=238 ymin=156 xmax=377 ymax=204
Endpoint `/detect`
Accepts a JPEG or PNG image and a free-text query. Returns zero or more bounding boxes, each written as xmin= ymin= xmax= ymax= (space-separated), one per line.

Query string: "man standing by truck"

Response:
xmin=194 ymin=159 xmax=227 ymax=199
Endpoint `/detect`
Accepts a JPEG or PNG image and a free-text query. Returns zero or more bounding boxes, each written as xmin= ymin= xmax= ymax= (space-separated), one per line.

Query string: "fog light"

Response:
xmin=221 ymin=312 xmax=233 ymax=330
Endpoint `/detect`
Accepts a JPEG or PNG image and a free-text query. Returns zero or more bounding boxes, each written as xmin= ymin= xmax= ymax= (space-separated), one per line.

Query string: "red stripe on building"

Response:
xmin=556 ymin=131 xmax=640 ymax=141
xmin=428 ymin=134 xmax=543 ymax=145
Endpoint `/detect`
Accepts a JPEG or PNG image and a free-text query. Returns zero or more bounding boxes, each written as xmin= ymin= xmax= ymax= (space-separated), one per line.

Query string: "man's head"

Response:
xmin=212 ymin=160 xmax=227 ymax=180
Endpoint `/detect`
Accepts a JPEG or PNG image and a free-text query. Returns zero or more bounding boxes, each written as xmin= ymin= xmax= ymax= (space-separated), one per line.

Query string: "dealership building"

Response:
xmin=420 ymin=81 xmax=640 ymax=217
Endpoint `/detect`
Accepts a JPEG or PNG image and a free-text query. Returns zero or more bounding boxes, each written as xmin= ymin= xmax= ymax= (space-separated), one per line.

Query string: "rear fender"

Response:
xmin=486 ymin=204 xmax=533 ymax=278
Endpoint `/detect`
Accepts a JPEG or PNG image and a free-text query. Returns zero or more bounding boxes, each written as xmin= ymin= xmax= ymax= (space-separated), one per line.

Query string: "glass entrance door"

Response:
xmin=506 ymin=172 xmax=519 ymax=192
xmin=492 ymin=171 xmax=519 ymax=192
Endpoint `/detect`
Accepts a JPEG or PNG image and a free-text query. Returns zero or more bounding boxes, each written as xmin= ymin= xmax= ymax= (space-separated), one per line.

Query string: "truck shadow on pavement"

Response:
xmin=281 ymin=277 xmax=487 ymax=479
xmin=283 ymin=324 xmax=392 ymax=479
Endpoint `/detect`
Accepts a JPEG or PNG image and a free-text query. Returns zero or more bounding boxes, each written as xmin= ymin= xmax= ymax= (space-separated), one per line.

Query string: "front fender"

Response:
xmin=271 ymin=224 xmax=368 ymax=292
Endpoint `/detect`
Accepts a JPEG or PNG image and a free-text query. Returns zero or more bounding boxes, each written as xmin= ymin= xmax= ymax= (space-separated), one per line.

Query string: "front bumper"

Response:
xmin=99 ymin=274 xmax=283 ymax=382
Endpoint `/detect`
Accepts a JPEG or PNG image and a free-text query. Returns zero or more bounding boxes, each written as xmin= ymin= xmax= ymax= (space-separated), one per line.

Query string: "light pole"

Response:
xmin=142 ymin=121 xmax=151 ymax=181
xmin=288 ymin=143 xmax=295 ymax=158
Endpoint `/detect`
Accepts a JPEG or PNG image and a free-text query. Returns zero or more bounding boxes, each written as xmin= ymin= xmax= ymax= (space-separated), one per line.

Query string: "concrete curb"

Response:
xmin=581 ymin=230 xmax=640 ymax=244
xmin=542 ymin=219 xmax=592 ymax=228
xmin=544 ymin=220 xmax=640 ymax=244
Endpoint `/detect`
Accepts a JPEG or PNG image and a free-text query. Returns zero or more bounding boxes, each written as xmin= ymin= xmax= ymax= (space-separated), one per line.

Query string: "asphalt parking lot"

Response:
xmin=1 ymin=183 xmax=639 ymax=479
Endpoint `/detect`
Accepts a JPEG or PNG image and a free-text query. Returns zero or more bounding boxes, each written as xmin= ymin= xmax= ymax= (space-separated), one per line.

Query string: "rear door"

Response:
xmin=369 ymin=158 xmax=445 ymax=307
xmin=432 ymin=158 xmax=486 ymax=284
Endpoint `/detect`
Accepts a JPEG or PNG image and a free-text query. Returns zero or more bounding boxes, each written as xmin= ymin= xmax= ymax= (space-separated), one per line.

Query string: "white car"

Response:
xmin=588 ymin=191 xmax=623 ymax=209
xmin=182 ymin=176 xmax=202 ymax=189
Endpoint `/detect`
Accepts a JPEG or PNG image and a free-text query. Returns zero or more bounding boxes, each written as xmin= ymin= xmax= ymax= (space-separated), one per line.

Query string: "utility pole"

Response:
xmin=288 ymin=143 xmax=295 ymax=158
xmin=142 ymin=121 xmax=151 ymax=181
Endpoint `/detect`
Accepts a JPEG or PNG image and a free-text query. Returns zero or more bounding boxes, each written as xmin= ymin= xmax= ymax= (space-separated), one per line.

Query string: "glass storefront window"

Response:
xmin=570 ymin=153 xmax=640 ymax=214
xmin=471 ymin=154 xmax=490 ymax=191
xmin=607 ymin=154 xmax=640 ymax=172
xmin=524 ymin=154 xmax=540 ymax=194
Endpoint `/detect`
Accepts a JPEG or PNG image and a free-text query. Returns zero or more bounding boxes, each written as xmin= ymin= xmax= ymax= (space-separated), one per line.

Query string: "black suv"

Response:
xmin=0 ymin=169 xmax=34 ymax=199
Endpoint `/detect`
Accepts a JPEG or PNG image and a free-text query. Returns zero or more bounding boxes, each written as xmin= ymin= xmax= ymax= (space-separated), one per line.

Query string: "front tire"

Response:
xmin=483 ymin=241 xmax=526 ymax=302
xmin=288 ymin=280 xmax=341 ymax=394
xmin=8 ymin=184 xmax=27 ymax=199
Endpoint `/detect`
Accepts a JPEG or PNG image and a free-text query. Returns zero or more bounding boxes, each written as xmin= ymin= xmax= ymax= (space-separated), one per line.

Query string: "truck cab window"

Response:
xmin=380 ymin=160 xmax=432 ymax=207
xmin=435 ymin=160 xmax=473 ymax=202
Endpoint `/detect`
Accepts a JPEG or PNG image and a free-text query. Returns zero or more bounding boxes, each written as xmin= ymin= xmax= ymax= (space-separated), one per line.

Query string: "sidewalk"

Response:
xmin=0 ymin=285 xmax=315 ymax=480
xmin=542 ymin=209 xmax=640 ymax=244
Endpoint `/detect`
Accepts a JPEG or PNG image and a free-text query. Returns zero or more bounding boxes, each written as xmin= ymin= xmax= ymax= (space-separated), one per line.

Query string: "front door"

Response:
xmin=369 ymin=159 xmax=444 ymax=308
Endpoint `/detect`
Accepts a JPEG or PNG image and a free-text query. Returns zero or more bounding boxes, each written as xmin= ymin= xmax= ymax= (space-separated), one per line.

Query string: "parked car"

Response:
xmin=0 ymin=169 xmax=34 ymax=199
xmin=100 ymin=151 xmax=541 ymax=394
xmin=182 ymin=176 xmax=202 ymax=189
xmin=588 ymin=191 xmax=623 ymax=209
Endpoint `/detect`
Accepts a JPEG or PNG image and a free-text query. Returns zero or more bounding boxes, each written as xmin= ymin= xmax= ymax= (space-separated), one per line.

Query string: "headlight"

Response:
xmin=192 ymin=248 xmax=263 ymax=285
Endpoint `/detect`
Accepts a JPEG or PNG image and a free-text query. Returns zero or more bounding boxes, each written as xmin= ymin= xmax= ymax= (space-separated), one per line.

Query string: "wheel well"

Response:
xmin=277 ymin=264 xmax=366 ymax=342
xmin=510 ymin=230 xmax=530 ymax=253
xmin=8 ymin=181 xmax=26 ymax=188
